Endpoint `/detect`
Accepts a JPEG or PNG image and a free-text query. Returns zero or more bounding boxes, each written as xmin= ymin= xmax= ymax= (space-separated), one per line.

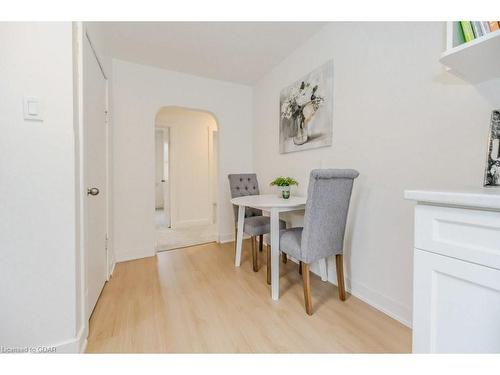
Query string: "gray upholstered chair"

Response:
xmin=228 ymin=173 xmax=286 ymax=274
xmin=279 ymin=169 xmax=359 ymax=315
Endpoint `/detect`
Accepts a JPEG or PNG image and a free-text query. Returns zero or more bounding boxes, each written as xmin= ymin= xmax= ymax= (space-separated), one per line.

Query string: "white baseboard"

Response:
xmin=218 ymin=232 xmax=250 ymax=244
xmin=79 ymin=323 xmax=89 ymax=353
xmin=171 ymin=218 xmax=211 ymax=229
xmin=115 ymin=249 xmax=155 ymax=263
xmin=109 ymin=261 xmax=116 ymax=277
xmin=80 ymin=338 xmax=88 ymax=353
xmin=271 ymin=255 xmax=412 ymax=328
xmin=53 ymin=324 xmax=88 ymax=353
xmin=312 ymin=258 xmax=411 ymax=328
xmin=156 ymin=234 xmax=218 ymax=252
xmin=345 ymin=276 xmax=412 ymax=328
xmin=218 ymin=232 xmax=234 ymax=243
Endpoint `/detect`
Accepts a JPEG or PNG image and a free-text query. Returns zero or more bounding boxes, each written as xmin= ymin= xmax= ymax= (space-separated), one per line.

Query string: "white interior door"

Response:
xmin=83 ymin=34 xmax=108 ymax=319
xmin=155 ymin=129 xmax=165 ymax=209
xmin=163 ymin=128 xmax=170 ymax=227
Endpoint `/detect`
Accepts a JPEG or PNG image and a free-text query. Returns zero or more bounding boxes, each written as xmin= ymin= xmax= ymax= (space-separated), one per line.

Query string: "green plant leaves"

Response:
xmin=270 ymin=176 xmax=298 ymax=187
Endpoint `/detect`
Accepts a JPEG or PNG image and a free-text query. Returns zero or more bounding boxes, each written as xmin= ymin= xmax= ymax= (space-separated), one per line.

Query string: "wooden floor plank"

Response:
xmin=86 ymin=240 xmax=411 ymax=353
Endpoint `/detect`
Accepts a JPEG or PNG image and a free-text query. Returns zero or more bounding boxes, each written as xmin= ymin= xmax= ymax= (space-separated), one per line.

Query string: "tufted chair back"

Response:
xmin=301 ymin=169 xmax=359 ymax=263
xmin=228 ymin=174 xmax=263 ymax=224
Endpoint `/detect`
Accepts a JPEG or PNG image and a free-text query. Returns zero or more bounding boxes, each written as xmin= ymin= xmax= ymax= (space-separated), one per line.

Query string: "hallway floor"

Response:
xmin=155 ymin=208 xmax=217 ymax=251
xmin=86 ymin=240 xmax=411 ymax=353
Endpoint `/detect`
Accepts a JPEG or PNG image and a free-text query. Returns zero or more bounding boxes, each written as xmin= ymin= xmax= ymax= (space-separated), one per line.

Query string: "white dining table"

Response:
xmin=230 ymin=194 xmax=307 ymax=300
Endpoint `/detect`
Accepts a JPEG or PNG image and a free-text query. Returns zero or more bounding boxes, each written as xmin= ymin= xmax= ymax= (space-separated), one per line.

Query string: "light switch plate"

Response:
xmin=23 ymin=96 xmax=43 ymax=121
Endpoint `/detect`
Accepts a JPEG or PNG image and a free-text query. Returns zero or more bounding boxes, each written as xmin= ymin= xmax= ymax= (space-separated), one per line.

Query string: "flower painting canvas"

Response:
xmin=279 ymin=60 xmax=333 ymax=153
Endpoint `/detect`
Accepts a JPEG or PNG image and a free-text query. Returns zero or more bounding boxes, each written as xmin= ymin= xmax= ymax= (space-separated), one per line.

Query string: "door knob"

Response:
xmin=87 ymin=187 xmax=100 ymax=196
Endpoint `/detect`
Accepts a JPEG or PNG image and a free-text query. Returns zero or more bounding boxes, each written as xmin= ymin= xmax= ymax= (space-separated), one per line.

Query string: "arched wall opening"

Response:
xmin=154 ymin=106 xmax=219 ymax=250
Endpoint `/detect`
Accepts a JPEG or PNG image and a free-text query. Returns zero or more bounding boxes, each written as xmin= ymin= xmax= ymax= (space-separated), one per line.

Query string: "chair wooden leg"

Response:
xmin=298 ymin=261 xmax=302 ymax=275
xmin=281 ymin=252 xmax=287 ymax=263
xmin=336 ymin=254 xmax=346 ymax=301
xmin=266 ymin=244 xmax=271 ymax=285
xmin=251 ymin=236 xmax=258 ymax=272
xmin=302 ymin=263 xmax=313 ymax=315
xmin=259 ymin=234 xmax=263 ymax=252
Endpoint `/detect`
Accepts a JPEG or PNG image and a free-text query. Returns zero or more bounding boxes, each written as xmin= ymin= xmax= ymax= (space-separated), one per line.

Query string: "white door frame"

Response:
xmin=155 ymin=108 xmax=219 ymax=231
xmin=163 ymin=128 xmax=171 ymax=226
xmin=104 ymin=76 xmax=113 ymax=278
xmin=75 ymin=23 xmax=113 ymax=345
xmin=155 ymin=125 xmax=172 ymax=230
xmin=159 ymin=127 xmax=171 ymax=226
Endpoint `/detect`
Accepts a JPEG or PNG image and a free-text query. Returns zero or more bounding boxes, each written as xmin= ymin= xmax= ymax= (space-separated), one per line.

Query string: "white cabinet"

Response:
xmin=406 ymin=189 xmax=500 ymax=353
xmin=413 ymin=249 xmax=500 ymax=353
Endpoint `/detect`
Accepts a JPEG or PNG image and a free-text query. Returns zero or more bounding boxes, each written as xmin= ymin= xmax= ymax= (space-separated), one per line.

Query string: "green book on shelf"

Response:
xmin=454 ymin=22 xmax=466 ymax=45
xmin=460 ymin=21 xmax=475 ymax=42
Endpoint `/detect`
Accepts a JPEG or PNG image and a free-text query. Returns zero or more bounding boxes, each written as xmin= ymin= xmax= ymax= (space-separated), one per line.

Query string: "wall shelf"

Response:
xmin=440 ymin=22 xmax=500 ymax=84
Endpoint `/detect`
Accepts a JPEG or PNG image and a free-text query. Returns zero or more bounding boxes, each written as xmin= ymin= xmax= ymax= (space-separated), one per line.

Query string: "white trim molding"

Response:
xmin=310 ymin=256 xmax=411 ymax=328
xmin=115 ymin=249 xmax=156 ymax=263
xmin=52 ymin=324 xmax=88 ymax=353
xmin=218 ymin=232 xmax=251 ymax=244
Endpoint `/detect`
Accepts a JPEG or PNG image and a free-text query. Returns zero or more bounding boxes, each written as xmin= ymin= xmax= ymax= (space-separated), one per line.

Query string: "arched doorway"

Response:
xmin=154 ymin=106 xmax=219 ymax=251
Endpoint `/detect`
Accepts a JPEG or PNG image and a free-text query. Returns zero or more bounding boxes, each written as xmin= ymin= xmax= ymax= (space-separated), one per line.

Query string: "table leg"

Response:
xmin=270 ymin=209 xmax=280 ymax=300
xmin=319 ymin=258 xmax=328 ymax=282
xmin=234 ymin=205 xmax=245 ymax=267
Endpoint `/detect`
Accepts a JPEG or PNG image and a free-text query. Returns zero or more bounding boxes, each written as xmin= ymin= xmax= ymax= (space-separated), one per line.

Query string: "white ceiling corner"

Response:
xmin=92 ymin=22 xmax=328 ymax=85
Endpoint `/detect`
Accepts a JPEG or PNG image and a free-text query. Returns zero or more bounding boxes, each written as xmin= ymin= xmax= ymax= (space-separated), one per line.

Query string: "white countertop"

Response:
xmin=404 ymin=188 xmax=500 ymax=210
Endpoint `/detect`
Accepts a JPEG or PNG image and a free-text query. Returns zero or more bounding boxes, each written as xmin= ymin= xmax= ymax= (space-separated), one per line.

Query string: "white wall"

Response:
xmin=156 ymin=108 xmax=218 ymax=228
xmin=112 ymin=59 xmax=253 ymax=262
xmin=253 ymin=22 xmax=500 ymax=326
xmin=0 ymin=23 xmax=80 ymax=351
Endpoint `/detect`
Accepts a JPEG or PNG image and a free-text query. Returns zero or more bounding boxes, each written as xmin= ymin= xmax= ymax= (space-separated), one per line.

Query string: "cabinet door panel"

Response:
xmin=413 ymin=249 xmax=500 ymax=353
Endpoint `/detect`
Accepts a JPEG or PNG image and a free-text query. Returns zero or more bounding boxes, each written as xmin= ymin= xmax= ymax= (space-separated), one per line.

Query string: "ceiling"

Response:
xmin=91 ymin=22 xmax=327 ymax=85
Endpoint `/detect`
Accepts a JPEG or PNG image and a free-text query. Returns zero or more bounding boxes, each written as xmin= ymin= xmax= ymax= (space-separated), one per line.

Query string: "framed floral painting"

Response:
xmin=279 ymin=60 xmax=333 ymax=153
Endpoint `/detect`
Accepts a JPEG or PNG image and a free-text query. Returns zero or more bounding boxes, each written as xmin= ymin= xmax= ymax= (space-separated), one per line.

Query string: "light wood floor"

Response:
xmin=86 ymin=240 xmax=411 ymax=353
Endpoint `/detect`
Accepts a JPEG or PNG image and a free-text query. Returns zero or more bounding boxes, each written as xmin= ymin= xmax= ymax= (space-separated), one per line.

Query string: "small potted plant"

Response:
xmin=270 ymin=177 xmax=298 ymax=199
